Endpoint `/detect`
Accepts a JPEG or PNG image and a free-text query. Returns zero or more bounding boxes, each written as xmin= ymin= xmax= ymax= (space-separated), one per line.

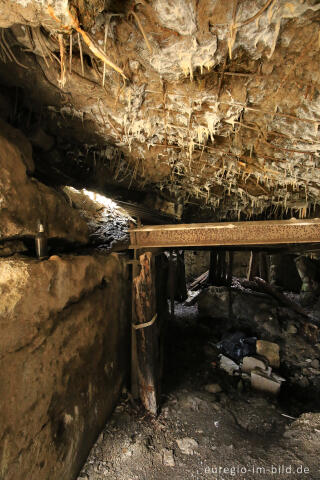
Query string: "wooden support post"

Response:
xmin=247 ymin=250 xmax=260 ymax=280
xmin=247 ymin=250 xmax=253 ymax=281
xmin=209 ymin=249 xmax=217 ymax=285
xmin=218 ymin=250 xmax=226 ymax=285
xmin=133 ymin=252 xmax=159 ymax=415
xmin=226 ymin=250 xmax=234 ymax=286
xmin=176 ymin=250 xmax=187 ymax=301
xmin=210 ymin=249 xmax=231 ymax=286
xmin=130 ymin=249 xmax=139 ymax=399
xmin=258 ymin=251 xmax=268 ymax=281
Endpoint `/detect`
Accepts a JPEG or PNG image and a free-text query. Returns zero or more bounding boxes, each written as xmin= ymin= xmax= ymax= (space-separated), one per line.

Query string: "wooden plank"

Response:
xmin=129 ymin=219 xmax=320 ymax=249
xmin=189 ymin=270 xmax=209 ymax=290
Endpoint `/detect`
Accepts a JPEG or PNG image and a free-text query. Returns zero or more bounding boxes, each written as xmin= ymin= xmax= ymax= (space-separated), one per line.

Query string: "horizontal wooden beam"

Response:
xmin=129 ymin=219 xmax=320 ymax=249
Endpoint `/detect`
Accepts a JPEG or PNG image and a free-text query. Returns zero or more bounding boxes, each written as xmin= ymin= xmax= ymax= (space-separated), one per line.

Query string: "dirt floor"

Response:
xmin=77 ymin=304 xmax=320 ymax=480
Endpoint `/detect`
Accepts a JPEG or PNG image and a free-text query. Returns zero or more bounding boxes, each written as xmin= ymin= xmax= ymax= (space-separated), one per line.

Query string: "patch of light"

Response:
xmin=82 ymin=189 xmax=118 ymax=210
xmin=64 ymin=186 xmax=133 ymax=220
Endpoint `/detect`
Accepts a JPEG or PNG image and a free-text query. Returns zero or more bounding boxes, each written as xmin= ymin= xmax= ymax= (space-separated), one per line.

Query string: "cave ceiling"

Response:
xmin=0 ymin=0 xmax=320 ymax=222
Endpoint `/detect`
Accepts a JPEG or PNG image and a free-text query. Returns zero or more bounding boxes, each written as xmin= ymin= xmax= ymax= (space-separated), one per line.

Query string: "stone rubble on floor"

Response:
xmin=161 ymin=448 xmax=175 ymax=466
xmin=176 ymin=437 xmax=198 ymax=455
xmin=204 ymin=383 xmax=222 ymax=394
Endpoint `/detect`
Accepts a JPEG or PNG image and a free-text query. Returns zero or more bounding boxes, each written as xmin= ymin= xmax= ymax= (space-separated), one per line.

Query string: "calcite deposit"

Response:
xmin=0 ymin=0 xmax=319 ymax=220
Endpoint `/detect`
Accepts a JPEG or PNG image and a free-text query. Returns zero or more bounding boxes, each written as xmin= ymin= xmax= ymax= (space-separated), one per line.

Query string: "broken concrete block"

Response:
xmin=251 ymin=368 xmax=285 ymax=395
xmin=256 ymin=340 xmax=280 ymax=368
xmin=242 ymin=356 xmax=268 ymax=374
xmin=198 ymin=286 xmax=230 ymax=319
xmin=219 ymin=355 xmax=240 ymax=375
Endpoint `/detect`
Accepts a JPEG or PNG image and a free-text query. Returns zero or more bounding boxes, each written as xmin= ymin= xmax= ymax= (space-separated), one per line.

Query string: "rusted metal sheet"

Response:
xmin=130 ymin=219 xmax=320 ymax=249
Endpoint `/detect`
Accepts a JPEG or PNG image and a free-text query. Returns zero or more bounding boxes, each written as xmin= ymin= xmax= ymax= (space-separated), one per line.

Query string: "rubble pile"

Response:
xmin=218 ymin=333 xmax=285 ymax=396
xmin=63 ymin=186 xmax=132 ymax=251
xmin=183 ymin=256 xmax=320 ymax=404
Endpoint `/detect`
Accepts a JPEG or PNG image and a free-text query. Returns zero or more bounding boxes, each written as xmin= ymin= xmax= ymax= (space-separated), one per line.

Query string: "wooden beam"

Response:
xmin=129 ymin=219 xmax=320 ymax=249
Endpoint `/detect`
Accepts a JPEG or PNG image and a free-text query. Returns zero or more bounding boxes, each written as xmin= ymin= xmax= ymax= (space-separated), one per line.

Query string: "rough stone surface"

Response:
xmin=285 ymin=322 xmax=298 ymax=335
xmin=184 ymin=250 xmax=210 ymax=283
xmin=161 ymin=448 xmax=175 ymax=467
xmin=256 ymin=340 xmax=280 ymax=368
xmin=198 ymin=285 xmax=230 ymax=319
xmin=0 ymin=124 xmax=89 ymax=244
xmin=176 ymin=437 xmax=198 ymax=455
xmin=198 ymin=285 xmax=278 ymax=332
xmin=0 ymin=119 xmax=34 ymax=172
xmin=295 ymin=255 xmax=320 ymax=305
xmin=269 ymin=253 xmax=302 ymax=293
xmin=232 ymin=290 xmax=278 ymax=323
xmin=0 ymin=252 xmax=130 ymax=480
xmin=204 ymin=383 xmax=222 ymax=394
xmin=0 ymin=239 xmax=27 ymax=256
xmin=232 ymin=251 xmax=250 ymax=278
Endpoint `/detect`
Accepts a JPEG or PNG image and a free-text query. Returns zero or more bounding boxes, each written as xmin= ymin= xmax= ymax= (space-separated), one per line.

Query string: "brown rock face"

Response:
xmin=0 ymin=253 xmax=130 ymax=480
xmin=0 ymin=121 xmax=89 ymax=244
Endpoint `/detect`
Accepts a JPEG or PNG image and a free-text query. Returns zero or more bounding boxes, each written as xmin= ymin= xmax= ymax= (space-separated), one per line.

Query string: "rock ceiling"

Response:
xmin=0 ymin=0 xmax=320 ymax=221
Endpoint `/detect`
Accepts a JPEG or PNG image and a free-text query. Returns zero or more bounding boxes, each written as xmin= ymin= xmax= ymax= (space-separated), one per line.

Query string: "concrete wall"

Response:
xmin=0 ymin=253 xmax=130 ymax=480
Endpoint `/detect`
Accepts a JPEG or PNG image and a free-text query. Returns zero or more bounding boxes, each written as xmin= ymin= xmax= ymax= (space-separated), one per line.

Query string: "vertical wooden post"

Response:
xmin=218 ymin=250 xmax=226 ymax=285
xmin=247 ymin=250 xmax=253 ymax=281
xmin=209 ymin=249 xmax=232 ymax=286
xmin=226 ymin=250 xmax=234 ymax=286
xmin=258 ymin=251 xmax=268 ymax=280
xmin=133 ymin=252 xmax=159 ymax=415
xmin=131 ymin=249 xmax=139 ymax=399
xmin=247 ymin=250 xmax=260 ymax=280
xmin=176 ymin=250 xmax=187 ymax=301
xmin=209 ymin=249 xmax=218 ymax=285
